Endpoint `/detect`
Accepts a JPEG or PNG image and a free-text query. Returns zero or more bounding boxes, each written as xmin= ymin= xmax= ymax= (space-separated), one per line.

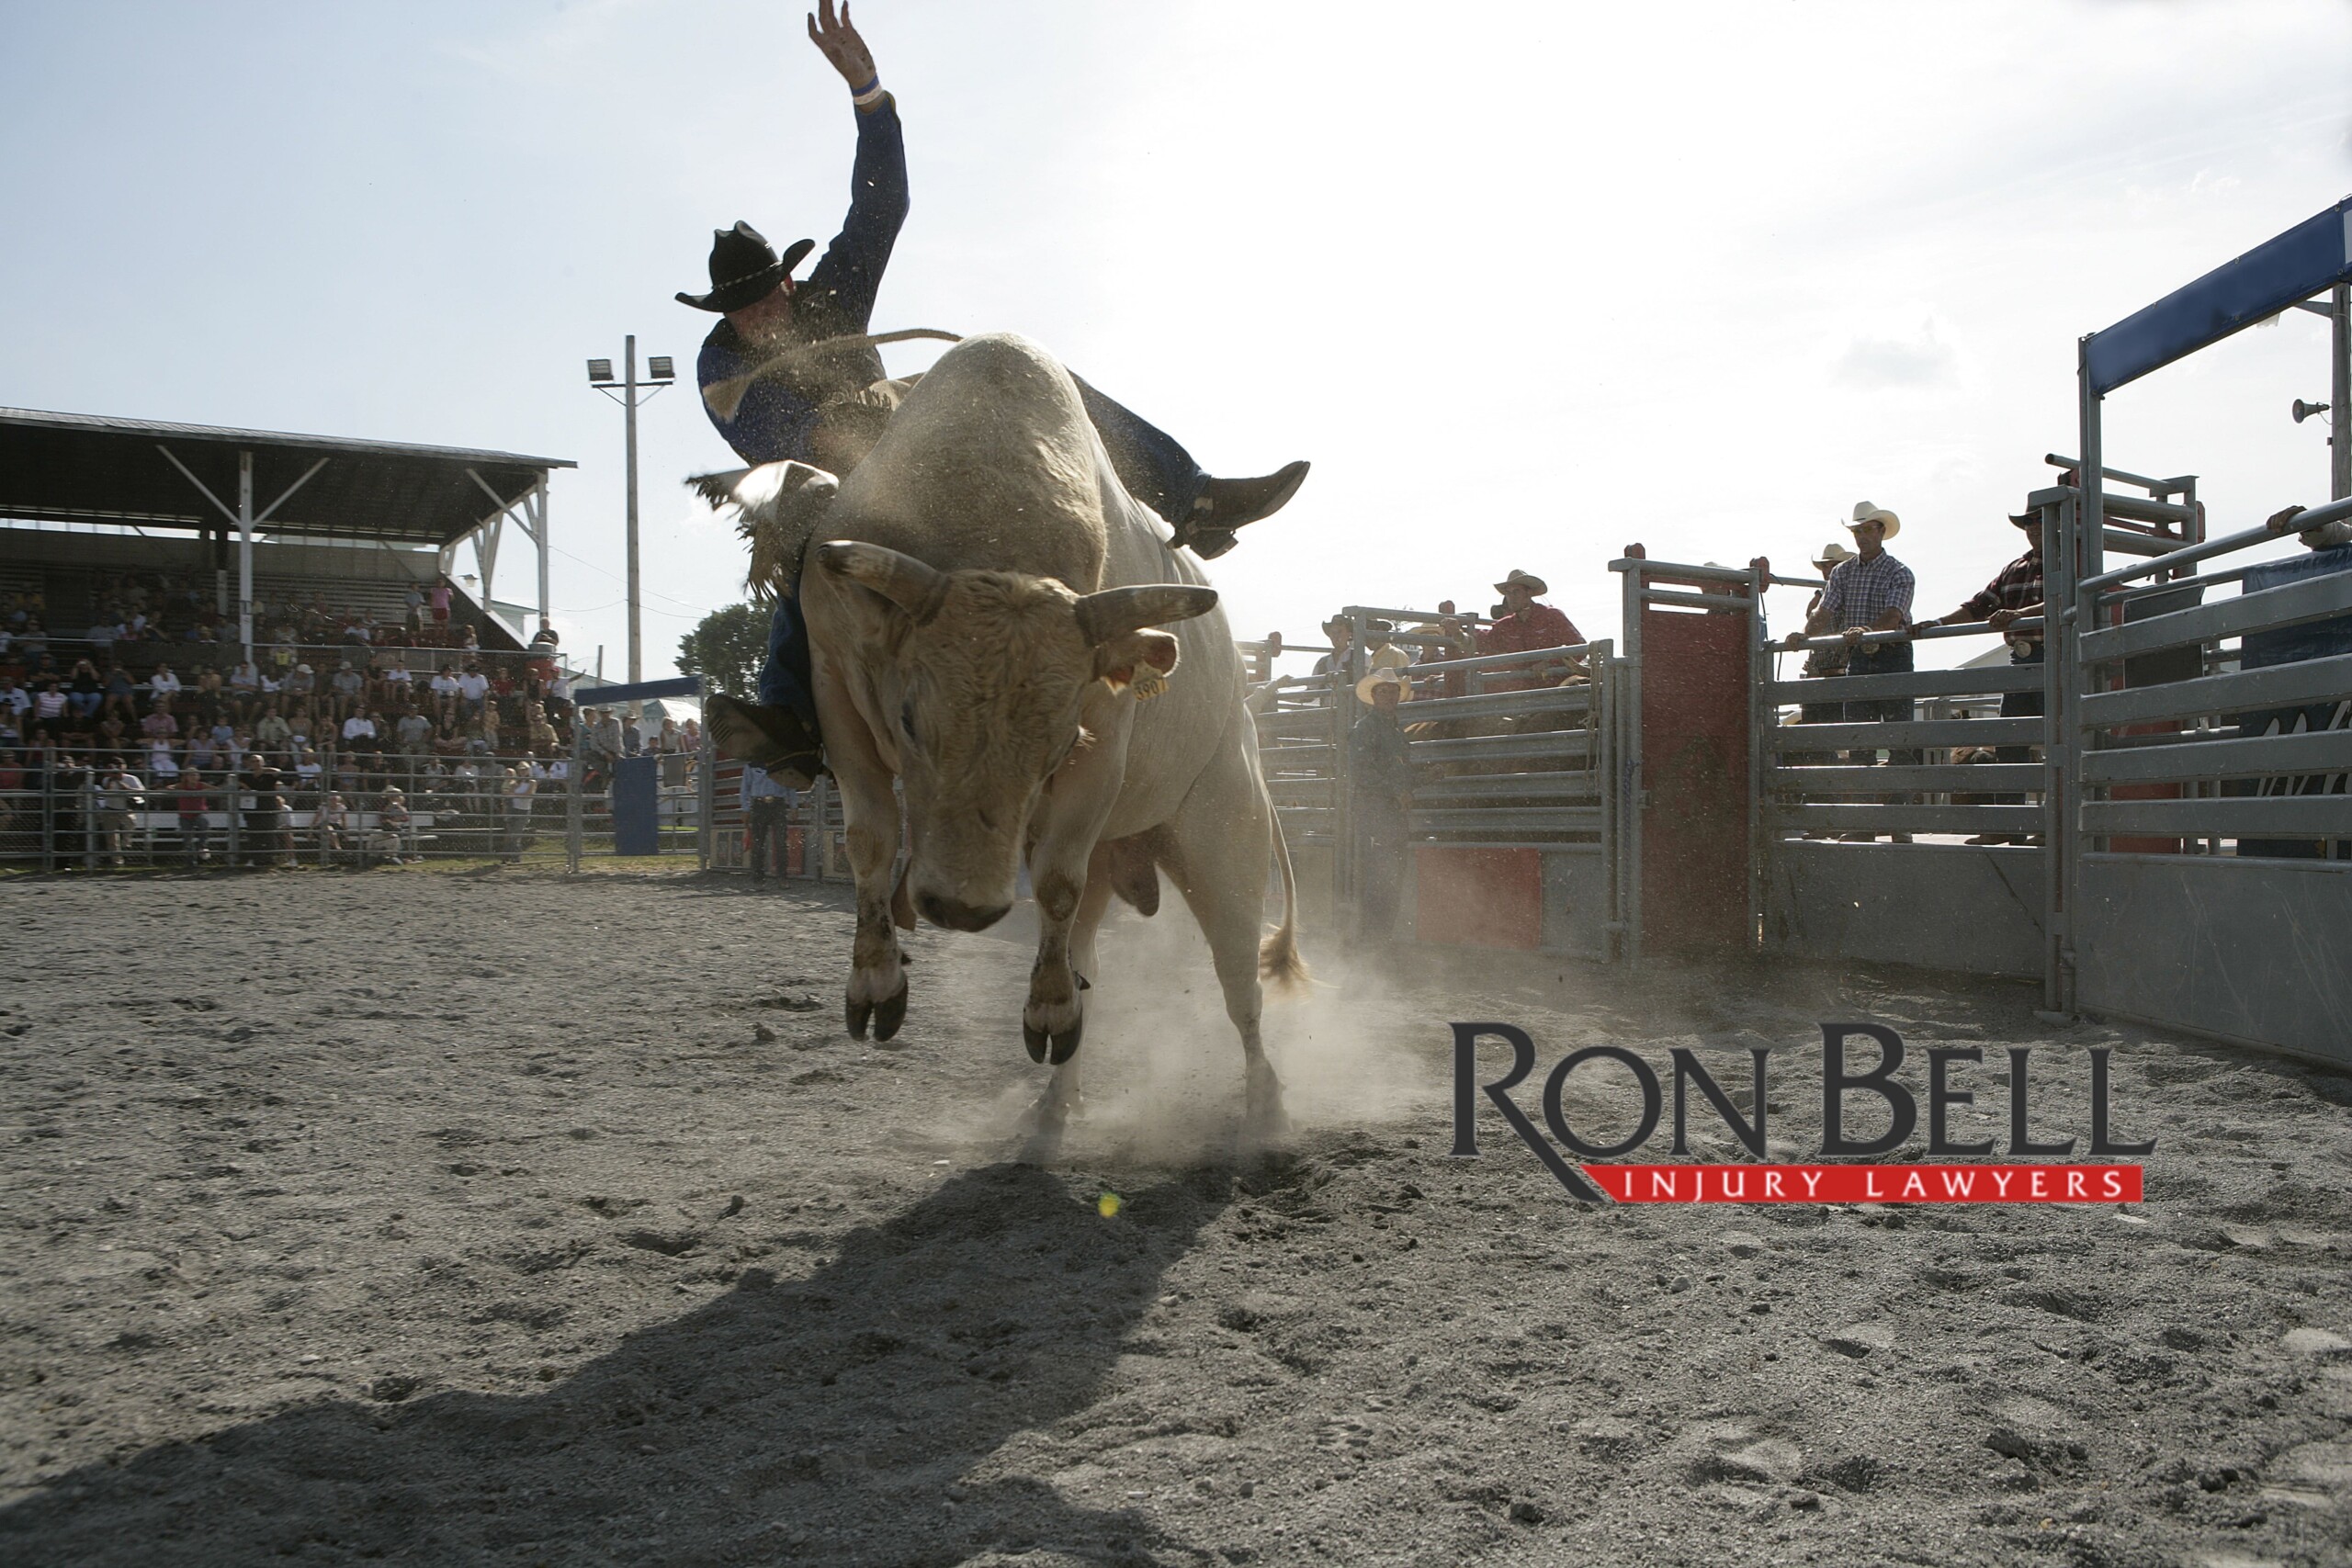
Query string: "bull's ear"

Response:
xmin=1094 ymin=630 xmax=1181 ymax=693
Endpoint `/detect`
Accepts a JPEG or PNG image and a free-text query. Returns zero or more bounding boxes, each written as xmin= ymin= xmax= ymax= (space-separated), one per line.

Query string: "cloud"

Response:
xmin=1836 ymin=318 xmax=1961 ymax=389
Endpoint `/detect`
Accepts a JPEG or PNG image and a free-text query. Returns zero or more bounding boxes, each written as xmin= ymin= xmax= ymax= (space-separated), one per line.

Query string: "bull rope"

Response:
xmin=700 ymin=328 xmax=965 ymax=423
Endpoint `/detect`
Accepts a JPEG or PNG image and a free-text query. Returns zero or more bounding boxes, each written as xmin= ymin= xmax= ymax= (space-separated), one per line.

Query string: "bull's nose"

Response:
xmin=918 ymin=891 xmax=1011 ymax=931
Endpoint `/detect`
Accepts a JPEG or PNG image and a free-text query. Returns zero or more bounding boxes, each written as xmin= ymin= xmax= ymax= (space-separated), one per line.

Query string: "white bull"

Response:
xmin=711 ymin=333 xmax=1305 ymax=1145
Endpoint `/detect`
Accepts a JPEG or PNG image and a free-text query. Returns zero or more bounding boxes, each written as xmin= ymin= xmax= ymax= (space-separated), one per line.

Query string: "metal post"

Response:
xmin=696 ymin=731 xmax=714 ymax=872
xmin=2333 ymin=282 xmax=2350 ymax=502
xmin=2040 ymin=492 xmax=2070 ymax=1015
xmin=624 ymin=334 xmax=642 ymax=691
xmin=566 ymin=717 xmax=584 ymax=874
xmin=237 ymin=450 xmax=254 ymax=663
xmin=535 ymin=479 xmax=552 ymax=632
xmin=40 ymin=762 xmax=54 ymax=874
xmin=1745 ymin=560 xmax=1767 ymax=952
xmin=1617 ymin=556 xmax=1646 ymax=970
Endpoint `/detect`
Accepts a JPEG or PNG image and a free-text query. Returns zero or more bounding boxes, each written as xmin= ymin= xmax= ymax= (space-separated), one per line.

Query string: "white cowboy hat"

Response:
xmin=1494 ymin=569 xmax=1548 ymax=595
xmin=1848 ymin=502 xmax=1901 ymax=540
xmin=1813 ymin=540 xmax=1858 ymax=569
xmin=1355 ymin=668 xmax=1415 ymax=705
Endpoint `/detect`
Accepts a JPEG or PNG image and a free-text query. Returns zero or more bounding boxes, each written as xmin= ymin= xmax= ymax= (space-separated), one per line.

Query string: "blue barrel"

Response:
xmin=612 ymin=755 xmax=662 ymax=855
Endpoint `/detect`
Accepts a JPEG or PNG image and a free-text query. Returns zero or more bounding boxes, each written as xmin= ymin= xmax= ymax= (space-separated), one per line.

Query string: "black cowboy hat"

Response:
xmin=676 ymin=221 xmax=816 ymax=313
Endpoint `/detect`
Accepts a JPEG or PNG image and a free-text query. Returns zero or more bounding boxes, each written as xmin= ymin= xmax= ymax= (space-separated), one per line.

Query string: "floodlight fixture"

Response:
xmin=647 ymin=355 xmax=675 ymax=382
xmin=587 ymin=359 xmax=615 ymax=384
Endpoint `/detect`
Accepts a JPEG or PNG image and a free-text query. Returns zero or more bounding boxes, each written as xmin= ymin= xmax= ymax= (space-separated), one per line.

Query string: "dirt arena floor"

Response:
xmin=2 ymin=867 xmax=2348 ymax=1568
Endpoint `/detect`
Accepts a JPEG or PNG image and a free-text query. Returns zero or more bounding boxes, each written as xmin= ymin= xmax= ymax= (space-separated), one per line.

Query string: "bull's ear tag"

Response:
xmin=1128 ymin=669 xmax=1169 ymax=701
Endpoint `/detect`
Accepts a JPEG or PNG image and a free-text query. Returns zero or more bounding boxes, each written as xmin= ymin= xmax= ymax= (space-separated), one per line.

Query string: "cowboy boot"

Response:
xmin=1171 ymin=460 xmax=1310 ymax=558
xmin=705 ymin=694 xmax=821 ymax=789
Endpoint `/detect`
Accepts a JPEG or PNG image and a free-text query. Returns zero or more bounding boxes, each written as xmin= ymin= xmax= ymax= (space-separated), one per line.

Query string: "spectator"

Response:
xmin=455 ymin=661 xmax=490 ymax=721
xmin=1782 ymin=540 xmax=1856 ymax=777
xmin=96 ymin=756 xmax=144 ymax=866
xmin=621 ymin=714 xmax=646 ymax=757
xmin=1362 ymin=620 xmax=1412 ymax=673
xmin=378 ymin=785 xmax=413 ymax=864
xmin=101 ymin=661 xmax=139 ymax=719
xmin=403 ymin=582 xmax=426 ymax=634
xmin=1790 ymin=502 xmax=1917 ymax=841
xmin=530 ymin=619 xmax=560 ymax=649
xmin=67 ymin=659 xmax=104 ymax=719
xmin=1478 ymin=570 xmax=1583 ymax=691
xmin=254 ymin=703 xmax=292 ymax=753
xmin=175 ymin=770 xmax=213 ymax=866
xmin=741 ymin=761 xmax=795 ymax=881
xmin=150 ymin=662 xmax=182 ymax=703
xmin=1312 ymin=615 xmax=1353 ymax=680
xmin=329 ymin=660 xmax=365 ymax=720
xmin=503 ymin=765 xmax=537 ymax=861
xmin=1917 ymin=506 xmax=2047 ymax=843
xmin=1348 ymin=668 xmax=1418 ymax=945
xmin=396 ymin=707 xmax=435 ymax=758
xmin=284 ymin=662 xmax=316 ymax=700
xmin=33 ymin=681 xmax=68 ymax=740
xmin=317 ymin=791 xmax=352 ymax=864
xmin=428 ymin=576 xmax=452 ymax=631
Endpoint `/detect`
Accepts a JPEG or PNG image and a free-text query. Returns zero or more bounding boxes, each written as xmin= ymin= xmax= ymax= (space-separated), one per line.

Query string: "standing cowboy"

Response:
xmin=1787 ymin=502 xmax=1917 ymax=840
xmin=687 ymin=1 xmax=1310 ymax=785
xmin=1916 ymin=503 xmax=2049 ymax=842
xmin=1478 ymin=569 xmax=1582 ymax=691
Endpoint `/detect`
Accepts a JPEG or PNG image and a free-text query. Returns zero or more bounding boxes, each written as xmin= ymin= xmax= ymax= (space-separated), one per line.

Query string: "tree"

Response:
xmin=677 ymin=604 xmax=768 ymax=700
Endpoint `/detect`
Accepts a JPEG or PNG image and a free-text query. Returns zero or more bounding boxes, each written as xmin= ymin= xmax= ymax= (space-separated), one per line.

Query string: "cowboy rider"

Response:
xmin=685 ymin=0 xmax=1311 ymax=784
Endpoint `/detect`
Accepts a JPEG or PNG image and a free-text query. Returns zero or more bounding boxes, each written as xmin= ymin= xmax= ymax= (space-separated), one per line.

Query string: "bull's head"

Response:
xmin=813 ymin=541 xmax=1216 ymax=931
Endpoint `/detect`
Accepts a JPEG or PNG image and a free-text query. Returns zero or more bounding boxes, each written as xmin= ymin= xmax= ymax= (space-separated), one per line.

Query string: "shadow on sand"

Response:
xmin=3 ymin=1165 xmax=1234 ymax=1566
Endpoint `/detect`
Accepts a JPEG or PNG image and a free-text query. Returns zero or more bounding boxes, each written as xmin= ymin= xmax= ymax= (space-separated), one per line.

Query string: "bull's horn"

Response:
xmin=814 ymin=541 xmax=949 ymax=625
xmin=1072 ymin=585 xmax=1219 ymax=645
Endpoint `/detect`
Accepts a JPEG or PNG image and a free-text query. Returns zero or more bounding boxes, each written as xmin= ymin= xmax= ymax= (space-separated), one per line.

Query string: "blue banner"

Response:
xmin=2086 ymin=199 xmax=2350 ymax=396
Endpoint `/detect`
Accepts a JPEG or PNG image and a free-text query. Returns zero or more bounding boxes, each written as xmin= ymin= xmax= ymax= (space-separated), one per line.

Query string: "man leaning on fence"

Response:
xmin=1916 ymin=501 xmax=2048 ymax=845
xmin=1784 ymin=502 xmax=1917 ymax=842
xmin=741 ymin=761 xmax=796 ymax=882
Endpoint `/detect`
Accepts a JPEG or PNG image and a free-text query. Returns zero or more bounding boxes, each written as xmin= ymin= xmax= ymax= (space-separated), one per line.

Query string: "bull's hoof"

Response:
xmin=1048 ymin=1013 xmax=1084 ymax=1066
xmin=873 ymin=978 xmax=910 ymax=1042
xmin=1023 ymin=1021 xmax=1049 ymax=1064
xmin=846 ymin=995 xmax=872 ymax=1040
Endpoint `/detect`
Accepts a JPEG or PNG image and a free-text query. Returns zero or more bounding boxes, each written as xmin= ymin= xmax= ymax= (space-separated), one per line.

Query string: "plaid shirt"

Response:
xmin=1819 ymin=551 xmax=1915 ymax=631
xmin=1951 ymin=549 xmax=2044 ymax=640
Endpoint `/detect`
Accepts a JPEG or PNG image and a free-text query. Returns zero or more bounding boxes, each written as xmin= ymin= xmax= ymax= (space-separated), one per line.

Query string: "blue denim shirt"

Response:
xmin=697 ymin=97 xmax=910 ymax=465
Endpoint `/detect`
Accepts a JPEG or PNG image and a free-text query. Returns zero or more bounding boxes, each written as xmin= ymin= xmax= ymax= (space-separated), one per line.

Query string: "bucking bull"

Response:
xmin=695 ymin=333 xmax=1306 ymax=1146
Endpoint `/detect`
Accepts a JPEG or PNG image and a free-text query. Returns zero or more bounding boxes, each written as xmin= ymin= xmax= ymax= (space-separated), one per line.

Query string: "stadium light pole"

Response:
xmin=586 ymin=338 xmax=675 ymax=686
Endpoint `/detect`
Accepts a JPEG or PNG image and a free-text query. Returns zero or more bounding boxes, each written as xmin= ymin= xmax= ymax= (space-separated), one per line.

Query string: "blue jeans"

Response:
xmin=756 ymin=378 xmax=1206 ymax=730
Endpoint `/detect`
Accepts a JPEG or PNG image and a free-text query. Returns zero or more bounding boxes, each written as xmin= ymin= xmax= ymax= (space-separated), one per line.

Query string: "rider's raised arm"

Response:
xmin=802 ymin=0 xmax=907 ymax=331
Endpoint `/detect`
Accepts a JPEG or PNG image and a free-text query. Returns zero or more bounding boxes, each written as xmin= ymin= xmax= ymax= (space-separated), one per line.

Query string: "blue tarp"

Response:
xmin=2085 ymin=198 xmax=2351 ymax=396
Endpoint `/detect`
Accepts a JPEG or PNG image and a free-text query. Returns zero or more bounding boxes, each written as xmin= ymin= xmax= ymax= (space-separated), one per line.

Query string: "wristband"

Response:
xmin=851 ymin=76 xmax=884 ymax=106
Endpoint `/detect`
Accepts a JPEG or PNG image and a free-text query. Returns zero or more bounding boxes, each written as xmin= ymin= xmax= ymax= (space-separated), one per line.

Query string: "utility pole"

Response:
xmin=586 ymin=340 xmax=675 ymax=687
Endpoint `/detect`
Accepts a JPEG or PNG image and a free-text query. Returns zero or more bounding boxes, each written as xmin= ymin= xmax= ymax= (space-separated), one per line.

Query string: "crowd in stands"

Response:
xmin=0 ymin=568 xmax=706 ymax=868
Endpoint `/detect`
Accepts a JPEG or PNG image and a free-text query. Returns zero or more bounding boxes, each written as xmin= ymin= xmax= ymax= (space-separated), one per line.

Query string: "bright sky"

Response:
xmin=5 ymin=1 xmax=2349 ymax=676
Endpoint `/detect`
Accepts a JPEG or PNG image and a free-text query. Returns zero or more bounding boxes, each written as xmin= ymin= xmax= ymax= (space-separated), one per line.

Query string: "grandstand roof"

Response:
xmin=0 ymin=407 xmax=574 ymax=548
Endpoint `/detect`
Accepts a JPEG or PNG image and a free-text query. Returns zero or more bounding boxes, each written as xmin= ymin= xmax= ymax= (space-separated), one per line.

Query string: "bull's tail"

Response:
xmin=1259 ymin=807 xmax=1310 ymax=989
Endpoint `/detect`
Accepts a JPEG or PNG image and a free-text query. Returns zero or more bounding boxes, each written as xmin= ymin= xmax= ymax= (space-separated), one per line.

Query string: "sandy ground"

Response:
xmin=1 ymin=866 xmax=2348 ymax=1568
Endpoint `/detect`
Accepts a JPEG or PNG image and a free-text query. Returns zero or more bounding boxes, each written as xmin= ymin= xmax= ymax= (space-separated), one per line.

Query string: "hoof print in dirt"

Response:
xmin=621 ymin=1226 xmax=702 ymax=1256
xmin=368 ymin=1373 xmax=424 ymax=1403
